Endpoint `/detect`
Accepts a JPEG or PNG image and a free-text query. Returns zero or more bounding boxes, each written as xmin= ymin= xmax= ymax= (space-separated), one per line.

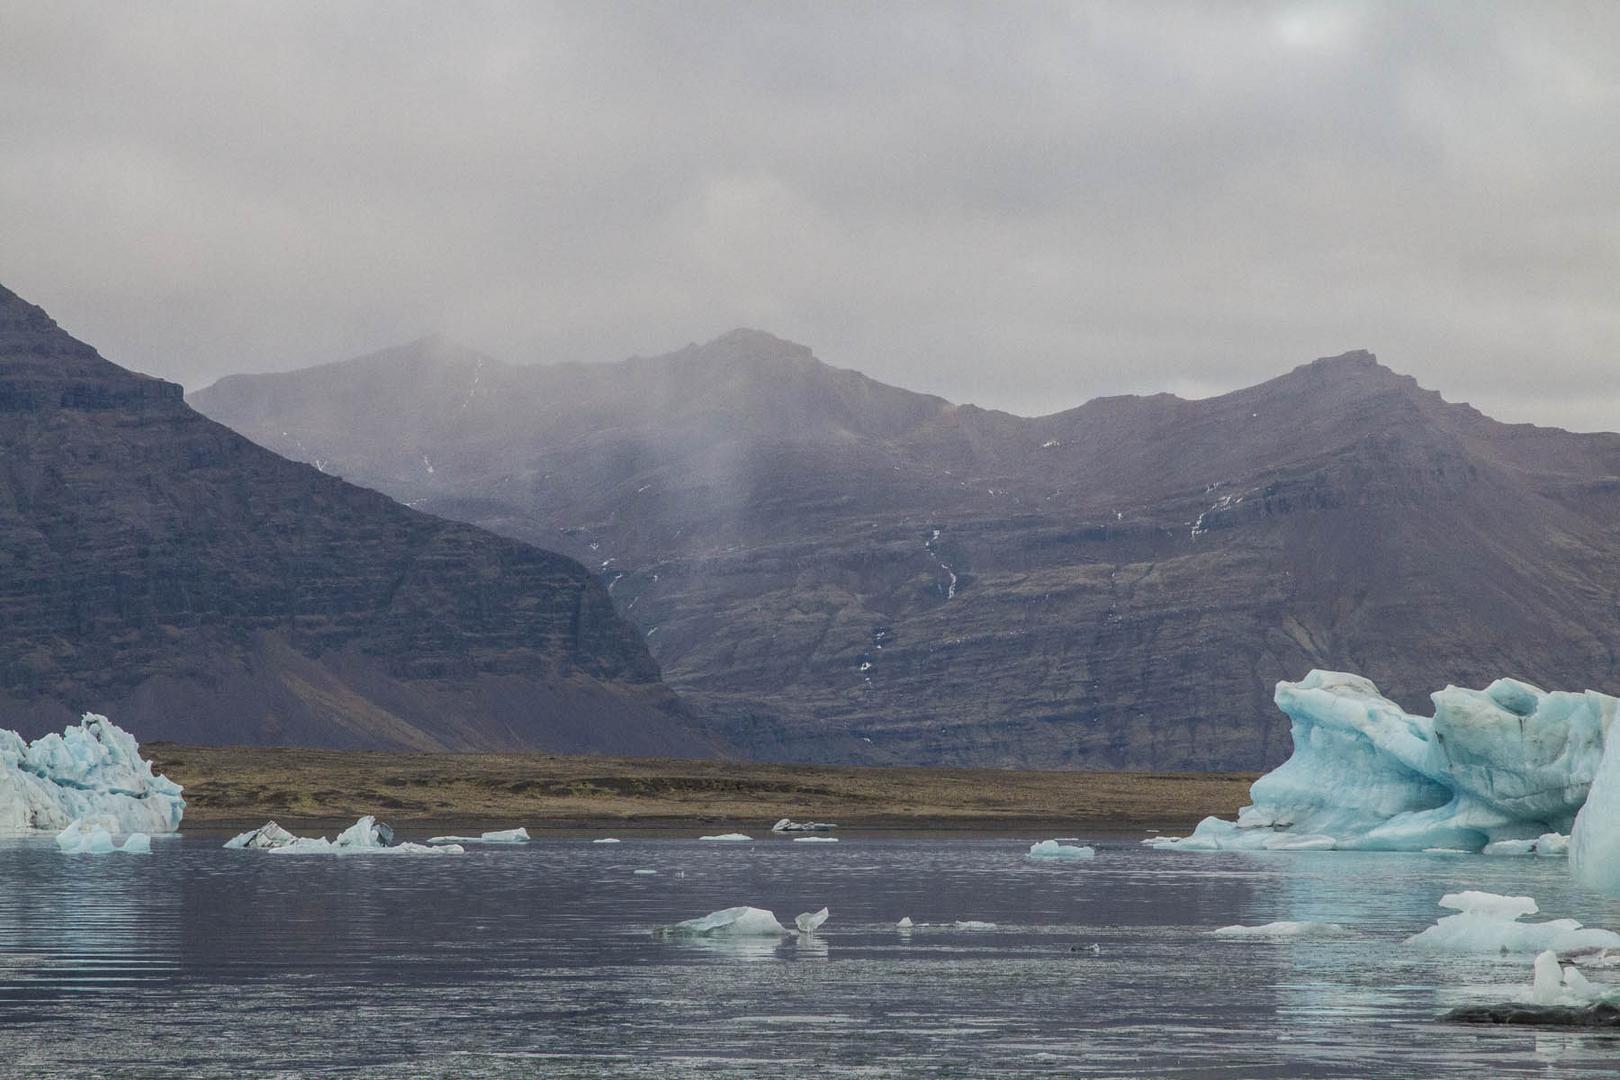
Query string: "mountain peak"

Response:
xmin=707 ymin=327 xmax=811 ymax=352
xmin=1262 ymin=348 xmax=1435 ymax=403
xmin=0 ymin=282 xmax=97 ymax=359
xmin=0 ymin=282 xmax=181 ymax=411
xmin=681 ymin=328 xmax=819 ymax=368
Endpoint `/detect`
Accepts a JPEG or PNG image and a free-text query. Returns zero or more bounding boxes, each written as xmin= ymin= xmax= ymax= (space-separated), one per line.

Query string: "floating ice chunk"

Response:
xmin=56 ymin=820 xmax=115 ymax=854
xmin=258 ymin=816 xmax=464 ymax=855
xmin=1564 ymin=963 xmax=1600 ymax=1001
xmin=55 ymin=817 xmax=150 ymax=855
xmin=1 ymin=714 xmax=185 ymax=836
xmin=1483 ymin=839 xmax=1537 ymax=856
xmin=771 ymin=818 xmax=837 ymax=832
xmin=1153 ymin=671 xmax=1618 ymax=853
xmin=591 ymin=838 xmax=622 ymax=844
xmin=699 ymin=833 xmax=752 ymax=841
xmin=954 ymin=921 xmax=997 ymax=930
xmin=1405 ymin=891 xmax=1620 ymax=954
xmin=654 ymin=906 xmax=787 ymax=937
xmin=633 ymin=869 xmax=658 ymax=875
xmin=793 ymin=836 xmax=838 ymax=843
xmin=897 ymin=917 xmax=913 ymax=928
xmin=1211 ymin=921 xmax=1348 ymax=938
xmin=1027 ymin=840 xmax=1096 ymax=861
xmin=1533 ymin=949 xmax=1565 ymax=1003
xmin=1422 ymin=847 xmax=1472 ymax=855
xmin=1536 ymin=833 xmax=1571 ymax=856
xmin=795 ymin=908 xmax=830 ymax=933
xmin=224 ymin=821 xmax=299 ymax=850
xmin=425 ymin=827 xmax=530 ymax=845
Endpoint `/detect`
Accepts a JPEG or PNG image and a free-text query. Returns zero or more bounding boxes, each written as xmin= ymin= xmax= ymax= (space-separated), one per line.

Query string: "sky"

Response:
xmin=1 ymin=2 xmax=1616 ymax=428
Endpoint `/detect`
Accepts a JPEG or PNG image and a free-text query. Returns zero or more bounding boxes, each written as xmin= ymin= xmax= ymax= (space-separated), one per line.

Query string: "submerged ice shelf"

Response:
xmin=1 ymin=714 xmax=184 ymax=836
xmin=56 ymin=818 xmax=152 ymax=855
xmin=1148 ymin=670 xmax=1620 ymax=858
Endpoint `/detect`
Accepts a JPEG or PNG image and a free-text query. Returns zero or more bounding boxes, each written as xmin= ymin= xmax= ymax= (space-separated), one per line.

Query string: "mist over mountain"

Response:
xmin=0 ymin=283 xmax=708 ymax=756
xmin=194 ymin=332 xmax=1620 ymax=769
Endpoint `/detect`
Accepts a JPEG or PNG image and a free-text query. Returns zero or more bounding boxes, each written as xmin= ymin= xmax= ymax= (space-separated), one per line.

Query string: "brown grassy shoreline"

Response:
xmin=147 ymin=743 xmax=1258 ymax=835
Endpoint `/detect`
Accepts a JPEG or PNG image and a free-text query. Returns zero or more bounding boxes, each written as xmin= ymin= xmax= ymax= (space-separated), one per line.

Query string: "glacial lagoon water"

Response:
xmin=4 ymin=833 xmax=1620 ymax=1077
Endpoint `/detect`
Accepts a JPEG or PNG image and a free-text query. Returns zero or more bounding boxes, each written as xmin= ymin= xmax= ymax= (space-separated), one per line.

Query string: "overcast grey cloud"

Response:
xmin=1 ymin=2 xmax=1616 ymax=427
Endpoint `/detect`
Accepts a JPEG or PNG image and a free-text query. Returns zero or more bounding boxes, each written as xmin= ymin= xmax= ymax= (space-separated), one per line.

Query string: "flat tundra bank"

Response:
xmin=147 ymin=743 xmax=1256 ymax=833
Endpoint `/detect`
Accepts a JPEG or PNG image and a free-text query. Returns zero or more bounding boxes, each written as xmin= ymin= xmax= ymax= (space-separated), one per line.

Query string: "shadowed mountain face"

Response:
xmin=0 ymin=284 xmax=710 ymax=756
xmin=193 ymin=330 xmax=1620 ymax=769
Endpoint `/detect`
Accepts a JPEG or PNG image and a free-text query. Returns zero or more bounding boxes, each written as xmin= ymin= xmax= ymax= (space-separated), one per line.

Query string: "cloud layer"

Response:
xmin=2 ymin=2 xmax=1615 ymax=428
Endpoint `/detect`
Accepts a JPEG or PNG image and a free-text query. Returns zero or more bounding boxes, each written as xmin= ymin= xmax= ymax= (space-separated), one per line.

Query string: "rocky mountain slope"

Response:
xmin=193 ymin=330 xmax=1620 ymax=769
xmin=0 ymin=284 xmax=710 ymax=756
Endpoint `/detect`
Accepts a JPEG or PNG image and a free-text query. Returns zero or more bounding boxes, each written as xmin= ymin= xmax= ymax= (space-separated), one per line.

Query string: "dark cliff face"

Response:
xmin=0 ymin=284 xmax=710 ymax=756
xmin=193 ymin=331 xmax=1620 ymax=769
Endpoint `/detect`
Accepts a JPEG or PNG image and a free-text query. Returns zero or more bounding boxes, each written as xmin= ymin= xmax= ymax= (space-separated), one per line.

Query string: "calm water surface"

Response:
xmin=3 ymin=832 xmax=1619 ymax=1077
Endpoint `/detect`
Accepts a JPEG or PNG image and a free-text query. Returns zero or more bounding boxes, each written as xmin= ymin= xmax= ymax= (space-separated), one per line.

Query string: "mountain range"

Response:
xmin=0 ymin=283 xmax=709 ymax=757
xmin=193 ymin=330 xmax=1620 ymax=769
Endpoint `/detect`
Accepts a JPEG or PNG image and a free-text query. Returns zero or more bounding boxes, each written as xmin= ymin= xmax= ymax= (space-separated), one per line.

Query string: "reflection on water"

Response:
xmin=2 ymin=833 xmax=1620 ymax=1076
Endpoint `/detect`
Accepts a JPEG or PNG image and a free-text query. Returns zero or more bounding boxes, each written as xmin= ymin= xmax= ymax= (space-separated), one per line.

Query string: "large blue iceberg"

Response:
xmin=1 ymin=714 xmax=185 ymax=836
xmin=1150 ymin=671 xmax=1617 ymax=854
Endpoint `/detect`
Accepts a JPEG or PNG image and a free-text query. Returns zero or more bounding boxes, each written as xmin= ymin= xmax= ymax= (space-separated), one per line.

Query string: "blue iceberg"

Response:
xmin=1149 ymin=671 xmax=1617 ymax=853
xmin=2 ymin=714 xmax=184 ymax=836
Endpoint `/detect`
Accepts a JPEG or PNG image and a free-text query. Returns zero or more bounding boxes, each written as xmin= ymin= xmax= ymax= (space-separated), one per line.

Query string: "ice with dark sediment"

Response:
xmin=227 ymin=816 xmax=464 ymax=854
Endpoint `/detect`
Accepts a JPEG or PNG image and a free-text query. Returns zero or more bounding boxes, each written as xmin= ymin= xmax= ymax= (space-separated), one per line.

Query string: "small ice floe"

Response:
xmin=700 ymin=833 xmax=753 ymax=841
xmin=653 ymin=906 xmax=787 ymax=937
xmin=633 ymin=869 xmax=658 ymax=875
xmin=1422 ymin=847 xmax=1472 ymax=856
xmin=425 ymin=827 xmax=529 ymax=845
xmin=771 ymin=818 xmax=837 ymax=833
xmin=793 ymin=836 xmax=839 ymax=843
xmin=1211 ymin=921 xmax=1348 ymax=939
xmin=592 ymin=838 xmax=622 ymax=844
xmin=897 ymin=916 xmax=913 ymax=928
xmin=1483 ymin=833 xmax=1570 ymax=857
xmin=231 ymin=816 xmax=465 ymax=855
xmin=55 ymin=818 xmax=150 ymax=855
xmin=795 ymin=908 xmax=830 ymax=933
xmin=953 ymin=920 xmax=997 ymax=930
xmin=1405 ymin=891 xmax=1620 ymax=954
xmin=1026 ymin=840 xmax=1095 ymax=861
